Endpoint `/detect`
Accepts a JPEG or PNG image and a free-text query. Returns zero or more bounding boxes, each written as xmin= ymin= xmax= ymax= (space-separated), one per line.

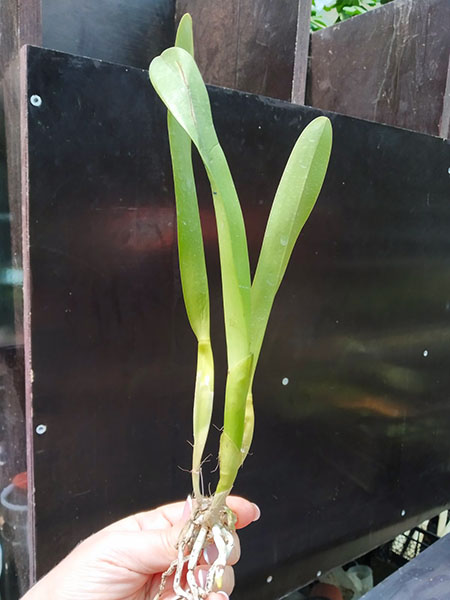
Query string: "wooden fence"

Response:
xmin=1 ymin=0 xmax=449 ymax=137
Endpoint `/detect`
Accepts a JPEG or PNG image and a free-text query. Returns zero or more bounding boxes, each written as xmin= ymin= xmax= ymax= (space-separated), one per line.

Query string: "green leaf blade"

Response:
xmin=251 ymin=116 xmax=332 ymax=371
xmin=175 ymin=13 xmax=194 ymax=56
xmin=168 ymin=14 xmax=214 ymax=497
xmin=150 ymin=47 xmax=251 ymax=368
xmin=169 ymin=115 xmax=210 ymax=339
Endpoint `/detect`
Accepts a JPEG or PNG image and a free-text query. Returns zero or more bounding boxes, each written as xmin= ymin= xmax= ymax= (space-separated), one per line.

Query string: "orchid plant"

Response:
xmin=149 ymin=14 xmax=332 ymax=600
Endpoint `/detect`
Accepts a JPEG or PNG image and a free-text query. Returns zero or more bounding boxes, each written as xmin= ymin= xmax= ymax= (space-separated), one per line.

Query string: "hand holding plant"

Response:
xmin=149 ymin=14 xmax=332 ymax=599
xmin=21 ymin=497 xmax=259 ymax=600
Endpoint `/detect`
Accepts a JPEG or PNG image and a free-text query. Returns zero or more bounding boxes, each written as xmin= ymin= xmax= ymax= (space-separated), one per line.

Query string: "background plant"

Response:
xmin=311 ymin=0 xmax=394 ymax=31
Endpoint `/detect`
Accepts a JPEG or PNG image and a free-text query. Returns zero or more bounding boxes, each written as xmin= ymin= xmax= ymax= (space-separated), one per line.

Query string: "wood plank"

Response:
xmin=292 ymin=0 xmax=312 ymax=105
xmin=2 ymin=47 xmax=34 ymax=589
xmin=440 ymin=56 xmax=450 ymax=139
xmin=307 ymin=0 xmax=450 ymax=136
xmin=176 ymin=0 xmax=300 ymax=100
xmin=0 ymin=0 xmax=41 ymax=78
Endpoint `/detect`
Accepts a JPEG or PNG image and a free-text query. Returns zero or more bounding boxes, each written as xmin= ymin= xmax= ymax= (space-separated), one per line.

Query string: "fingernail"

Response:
xmin=198 ymin=568 xmax=207 ymax=587
xmin=252 ymin=503 xmax=261 ymax=521
xmin=203 ymin=543 xmax=219 ymax=564
xmin=217 ymin=592 xmax=229 ymax=599
xmin=182 ymin=495 xmax=192 ymax=522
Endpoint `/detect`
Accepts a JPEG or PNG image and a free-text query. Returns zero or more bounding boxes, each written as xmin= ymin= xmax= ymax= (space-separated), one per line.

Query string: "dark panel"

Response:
xmin=175 ymin=0 xmax=299 ymax=101
xmin=25 ymin=47 xmax=450 ymax=600
xmin=42 ymin=0 xmax=175 ymax=70
xmin=307 ymin=0 xmax=450 ymax=136
xmin=364 ymin=533 xmax=450 ymax=599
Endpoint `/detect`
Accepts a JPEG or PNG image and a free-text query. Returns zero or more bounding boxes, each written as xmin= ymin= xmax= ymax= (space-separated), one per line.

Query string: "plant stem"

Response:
xmin=192 ymin=339 xmax=214 ymax=497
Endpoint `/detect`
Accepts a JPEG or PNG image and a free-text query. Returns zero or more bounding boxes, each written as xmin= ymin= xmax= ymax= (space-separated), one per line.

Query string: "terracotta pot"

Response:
xmin=309 ymin=583 xmax=343 ymax=600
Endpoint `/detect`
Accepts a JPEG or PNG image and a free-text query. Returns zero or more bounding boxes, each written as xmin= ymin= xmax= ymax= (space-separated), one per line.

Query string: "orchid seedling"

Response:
xmin=149 ymin=14 xmax=332 ymax=600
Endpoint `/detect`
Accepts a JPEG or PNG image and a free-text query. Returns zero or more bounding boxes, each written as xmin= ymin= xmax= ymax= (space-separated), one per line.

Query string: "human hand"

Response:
xmin=22 ymin=496 xmax=260 ymax=600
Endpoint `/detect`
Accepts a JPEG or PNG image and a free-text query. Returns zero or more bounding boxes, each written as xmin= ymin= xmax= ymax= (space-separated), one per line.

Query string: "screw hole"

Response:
xmin=30 ymin=95 xmax=42 ymax=107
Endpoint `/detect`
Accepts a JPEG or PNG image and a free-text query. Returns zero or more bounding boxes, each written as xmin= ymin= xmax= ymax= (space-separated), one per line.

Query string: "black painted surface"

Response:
xmin=43 ymin=0 xmax=175 ymax=70
xmin=25 ymin=46 xmax=450 ymax=599
xmin=364 ymin=534 xmax=450 ymax=599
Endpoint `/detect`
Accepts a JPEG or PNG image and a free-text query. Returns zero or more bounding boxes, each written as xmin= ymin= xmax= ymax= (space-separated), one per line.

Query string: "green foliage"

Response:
xmin=150 ymin=16 xmax=332 ymax=496
xmin=170 ymin=15 xmax=214 ymax=498
xmin=311 ymin=0 xmax=394 ymax=31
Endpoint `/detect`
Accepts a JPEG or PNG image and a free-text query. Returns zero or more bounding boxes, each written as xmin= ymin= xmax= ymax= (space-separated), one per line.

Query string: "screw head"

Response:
xmin=30 ymin=95 xmax=42 ymax=107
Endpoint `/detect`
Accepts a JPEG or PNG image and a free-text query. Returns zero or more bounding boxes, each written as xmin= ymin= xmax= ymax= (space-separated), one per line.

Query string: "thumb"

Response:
xmin=109 ymin=519 xmax=185 ymax=574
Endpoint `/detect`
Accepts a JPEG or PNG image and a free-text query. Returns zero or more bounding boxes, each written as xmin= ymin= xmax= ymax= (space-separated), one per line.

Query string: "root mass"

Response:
xmin=155 ymin=495 xmax=236 ymax=600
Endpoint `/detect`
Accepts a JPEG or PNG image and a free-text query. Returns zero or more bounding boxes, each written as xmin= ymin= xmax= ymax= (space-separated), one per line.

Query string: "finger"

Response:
xmin=202 ymin=532 xmax=241 ymax=566
xmin=97 ymin=500 xmax=187 ymax=534
xmin=138 ymin=496 xmax=259 ymax=531
xmin=102 ymin=496 xmax=259 ymax=534
xmin=100 ymin=527 xmax=181 ymax=574
xmin=208 ymin=593 xmax=230 ymax=600
xmin=133 ymin=497 xmax=192 ymax=531
xmin=226 ymin=496 xmax=261 ymax=529
xmin=195 ymin=565 xmax=235 ymax=595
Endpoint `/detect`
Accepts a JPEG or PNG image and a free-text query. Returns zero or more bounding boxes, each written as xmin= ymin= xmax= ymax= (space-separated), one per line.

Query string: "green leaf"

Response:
xmin=251 ymin=116 xmax=332 ymax=374
xmin=150 ymin=36 xmax=253 ymax=496
xmin=169 ymin=14 xmax=214 ymax=497
xmin=342 ymin=6 xmax=366 ymax=16
xmin=170 ymin=15 xmax=208 ymax=340
xmin=150 ymin=26 xmax=332 ymax=497
xmin=238 ymin=117 xmax=331 ymax=462
xmin=175 ymin=13 xmax=194 ymax=57
xmin=150 ymin=47 xmax=251 ymax=369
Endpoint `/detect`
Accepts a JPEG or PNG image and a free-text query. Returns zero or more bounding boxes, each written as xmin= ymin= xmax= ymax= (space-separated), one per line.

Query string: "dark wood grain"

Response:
xmin=307 ymin=0 xmax=450 ymax=136
xmin=292 ymin=0 xmax=312 ymax=104
xmin=0 ymin=0 xmax=41 ymax=78
xmin=440 ymin=58 xmax=450 ymax=139
xmin=176 ymin=0 xmax=300 ymax=100
xmin=2 ymin=47 xmax=33 ymax=590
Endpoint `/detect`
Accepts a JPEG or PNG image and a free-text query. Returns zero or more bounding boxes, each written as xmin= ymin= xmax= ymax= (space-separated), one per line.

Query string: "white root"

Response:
xmin=154 ymin=499 xmax=235 ymax=600
xmin=205 ymin=525 xmax=228 ymax=593
xmin=186 ymin=526 xmax=207 ymax=600
xmin=188 ymin=526 xmax=207 ymax=570
xmin=174 ymin=542 xmax=191 ymax=600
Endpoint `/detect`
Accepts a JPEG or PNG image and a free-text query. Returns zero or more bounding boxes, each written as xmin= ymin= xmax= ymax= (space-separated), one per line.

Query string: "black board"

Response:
xmin=42 ymin=0 xmax=175 ymax=71
xmin=24 ymin=46 xmax=450 ymax=599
